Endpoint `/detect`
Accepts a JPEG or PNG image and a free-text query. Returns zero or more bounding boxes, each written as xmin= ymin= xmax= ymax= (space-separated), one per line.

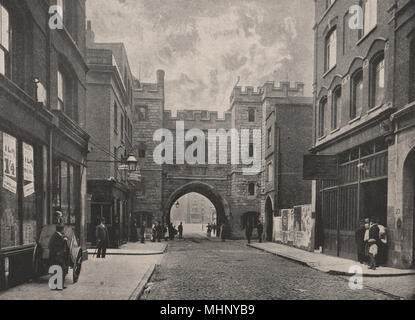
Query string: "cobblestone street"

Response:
xmin=141 ymin=235 xmax=397 ymax=300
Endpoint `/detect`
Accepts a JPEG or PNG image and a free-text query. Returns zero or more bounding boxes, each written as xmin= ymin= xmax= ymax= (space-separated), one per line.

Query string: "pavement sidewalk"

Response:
xmin=87 ymin=241 xmax=168 ymax=256
xmin=0 ymin=242 xmax=167 ymax=300
xmin=248 ymin=242 xmax=415 ymax=277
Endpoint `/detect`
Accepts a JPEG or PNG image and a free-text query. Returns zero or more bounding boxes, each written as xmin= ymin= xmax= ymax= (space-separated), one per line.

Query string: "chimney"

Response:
xmin=157 ymin=69 xmax=165 ymax=87
xmin=86 ymin=20 xmax=95 ymax=47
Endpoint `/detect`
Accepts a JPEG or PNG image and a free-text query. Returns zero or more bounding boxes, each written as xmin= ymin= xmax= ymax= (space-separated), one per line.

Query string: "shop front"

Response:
xmin=87 ymin=180 xmax=131 ymax=248
xmin=316 ymin=138 xmax=388 ymax=260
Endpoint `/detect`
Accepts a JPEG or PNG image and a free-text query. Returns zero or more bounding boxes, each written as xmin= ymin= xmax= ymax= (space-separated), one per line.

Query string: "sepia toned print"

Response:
xmin=0 ymin=0 xmax=413 ymax=302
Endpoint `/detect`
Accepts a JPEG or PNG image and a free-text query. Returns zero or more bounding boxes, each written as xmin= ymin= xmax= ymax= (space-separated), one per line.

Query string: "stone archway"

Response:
xmin=164 ymin=181 xmax=231 ymax=228
xmin=265 ymin=196 xmax=274 ymax=242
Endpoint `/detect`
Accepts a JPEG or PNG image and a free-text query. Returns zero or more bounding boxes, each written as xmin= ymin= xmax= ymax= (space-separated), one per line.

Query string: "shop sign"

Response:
xmin=3 ymin=133 xmax=17 ymax=194
xmin=303 ymin=154 xmax=338 ymax=180
xmin=23 ymin=143 xmax=35 ymax=197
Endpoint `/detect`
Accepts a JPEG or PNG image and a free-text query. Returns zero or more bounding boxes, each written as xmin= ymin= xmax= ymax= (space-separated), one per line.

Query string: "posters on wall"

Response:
xmin=3 ymin=133 xmax=17 ymax=194
xmin=23 ymin=143 xmax=35 ymax=197
xmin=273 ymin=205 xmax=315 ymax=252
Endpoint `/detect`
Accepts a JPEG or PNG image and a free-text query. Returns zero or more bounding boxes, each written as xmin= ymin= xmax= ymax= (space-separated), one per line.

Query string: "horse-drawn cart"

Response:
xmin=32 ymin=225 xmax=83 ymax=283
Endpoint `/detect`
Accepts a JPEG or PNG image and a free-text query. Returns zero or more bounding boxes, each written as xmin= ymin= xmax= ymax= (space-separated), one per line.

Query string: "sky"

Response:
xmin=86 ymin=0 xmax=315 ymax=114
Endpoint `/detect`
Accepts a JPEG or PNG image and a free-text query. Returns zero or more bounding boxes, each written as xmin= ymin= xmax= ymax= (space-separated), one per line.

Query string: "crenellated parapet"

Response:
xmin=262 ymin=81 xmax=305 ymax=98
xmin=164 ymin=109 xmax=232 ymax=129
xmin=230 ymin=81 xmax=305 ymax=105
xmin=133 ymin=70 xmax=165 ymax=100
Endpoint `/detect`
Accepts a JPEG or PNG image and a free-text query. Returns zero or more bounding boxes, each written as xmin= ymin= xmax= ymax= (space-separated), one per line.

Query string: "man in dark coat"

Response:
xmin=368 ymin=217 xmax=380 ymax=270
xmin=49 ymin=224 xmax=69 ymax=286
xmin=140 ymin=222 xmax=146 ymax=244
xmin=257 ymin=220 xmax=264 ymax=243
xmin=355 ymin=219 xmax=366 ymax=264
xmin=178 ymin=222 xmax=183 ymax=239
xmin=96 ymin=218 xmax=109 ymax=258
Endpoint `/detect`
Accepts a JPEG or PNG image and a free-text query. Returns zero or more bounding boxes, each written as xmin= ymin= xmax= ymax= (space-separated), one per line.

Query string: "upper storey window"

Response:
xmin=319 ymin=97 xmax=328 ymax=137
xmin=0 ymin=5 xmax=10 ymax=77
xmin=351 ymin=69 xmax=364 ymax=119
xmin=57 ymin=0 xmax=64 ymax=23
xmin=325 ymin=28 xmax=337 ymax=72
xmin=360 ymin=0 xmax=377 ymax=38
xmin=370 ymin=53 xmax=385 ymax=109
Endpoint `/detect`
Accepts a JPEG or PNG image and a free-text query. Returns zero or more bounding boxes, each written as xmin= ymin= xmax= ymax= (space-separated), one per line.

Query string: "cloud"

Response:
xmin=86 ymin=0 xmax=314 ymax=114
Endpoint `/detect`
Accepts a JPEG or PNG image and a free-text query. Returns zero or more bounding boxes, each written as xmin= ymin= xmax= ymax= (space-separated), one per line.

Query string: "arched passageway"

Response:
xmin=164 ymin=182 xmax=231 ymax=230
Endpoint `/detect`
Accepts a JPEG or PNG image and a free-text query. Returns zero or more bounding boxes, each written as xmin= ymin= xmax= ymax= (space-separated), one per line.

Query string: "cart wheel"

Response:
xmin=32 ymin=244 xmax=43 ymax=280
xmin=73 ymin=250 xmax=82 ymax=284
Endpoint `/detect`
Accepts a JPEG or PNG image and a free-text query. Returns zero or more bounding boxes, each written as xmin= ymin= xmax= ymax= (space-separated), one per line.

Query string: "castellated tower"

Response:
xmin=132 ymin=70 xmax=166 ymax=227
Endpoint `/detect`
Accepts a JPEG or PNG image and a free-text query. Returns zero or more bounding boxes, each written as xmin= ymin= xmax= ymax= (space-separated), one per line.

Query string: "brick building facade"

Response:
xmin=85 ymin=22 xmax=135 ymax=248
xmin=311 ymin=0 xmax=415 ymax=268
xmin=0 ymin=0 xmax=90 ymax=290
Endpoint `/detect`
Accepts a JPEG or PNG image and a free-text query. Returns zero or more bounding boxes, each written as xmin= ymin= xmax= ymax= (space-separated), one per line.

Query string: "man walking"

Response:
xmin=178 ymin=222 xmax=183 ymax=239
xmin=257 ymin=220 xmax=264 ymax=243
xmin=96 ymin=218 xmax=109 ymax=259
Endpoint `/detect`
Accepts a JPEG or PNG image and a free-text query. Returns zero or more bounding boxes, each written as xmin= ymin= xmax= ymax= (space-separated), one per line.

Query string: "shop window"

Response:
xmin=0 ymin=133 xmax=19 ymax=248
xmin=0 ymin=5 xmax=10 ymax=77
xmin=325 ymin=28 xmax=337 ymax=72
xmin=22 ymin=143 xmax=36 ymax=245
xmin=52 ymin=159 xmax=80 ymax=225
xmin=248 ymin=108 xmax=256 ymax=122
xmin=319 ymin=97 xmax=327 ymax=137
xmin=351 ymin=69 xmax=363 ymax=119
xmin=370 ymin=53 xmax=385 ymax=109
xmin=0 ymin=133 xmax=41 ymax=249
xmin=332 ymin=86 xmax=342 ymax=130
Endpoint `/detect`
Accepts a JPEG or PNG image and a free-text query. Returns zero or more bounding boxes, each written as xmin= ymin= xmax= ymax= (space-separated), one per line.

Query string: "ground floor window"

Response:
xmin=0 ymin=132 xmax=41 ymax=249
xmin=52 ymin=158 xmax=80 ymax=225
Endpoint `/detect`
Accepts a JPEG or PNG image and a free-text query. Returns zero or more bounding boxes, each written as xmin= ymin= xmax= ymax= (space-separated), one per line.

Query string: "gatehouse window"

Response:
xmin=136 ymin=105 xmax=148 ymax=121
xmin=248 ymin=108 xmax=256 ymax=122
xmin=248 ymin=182 xmax=256 ymax=196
